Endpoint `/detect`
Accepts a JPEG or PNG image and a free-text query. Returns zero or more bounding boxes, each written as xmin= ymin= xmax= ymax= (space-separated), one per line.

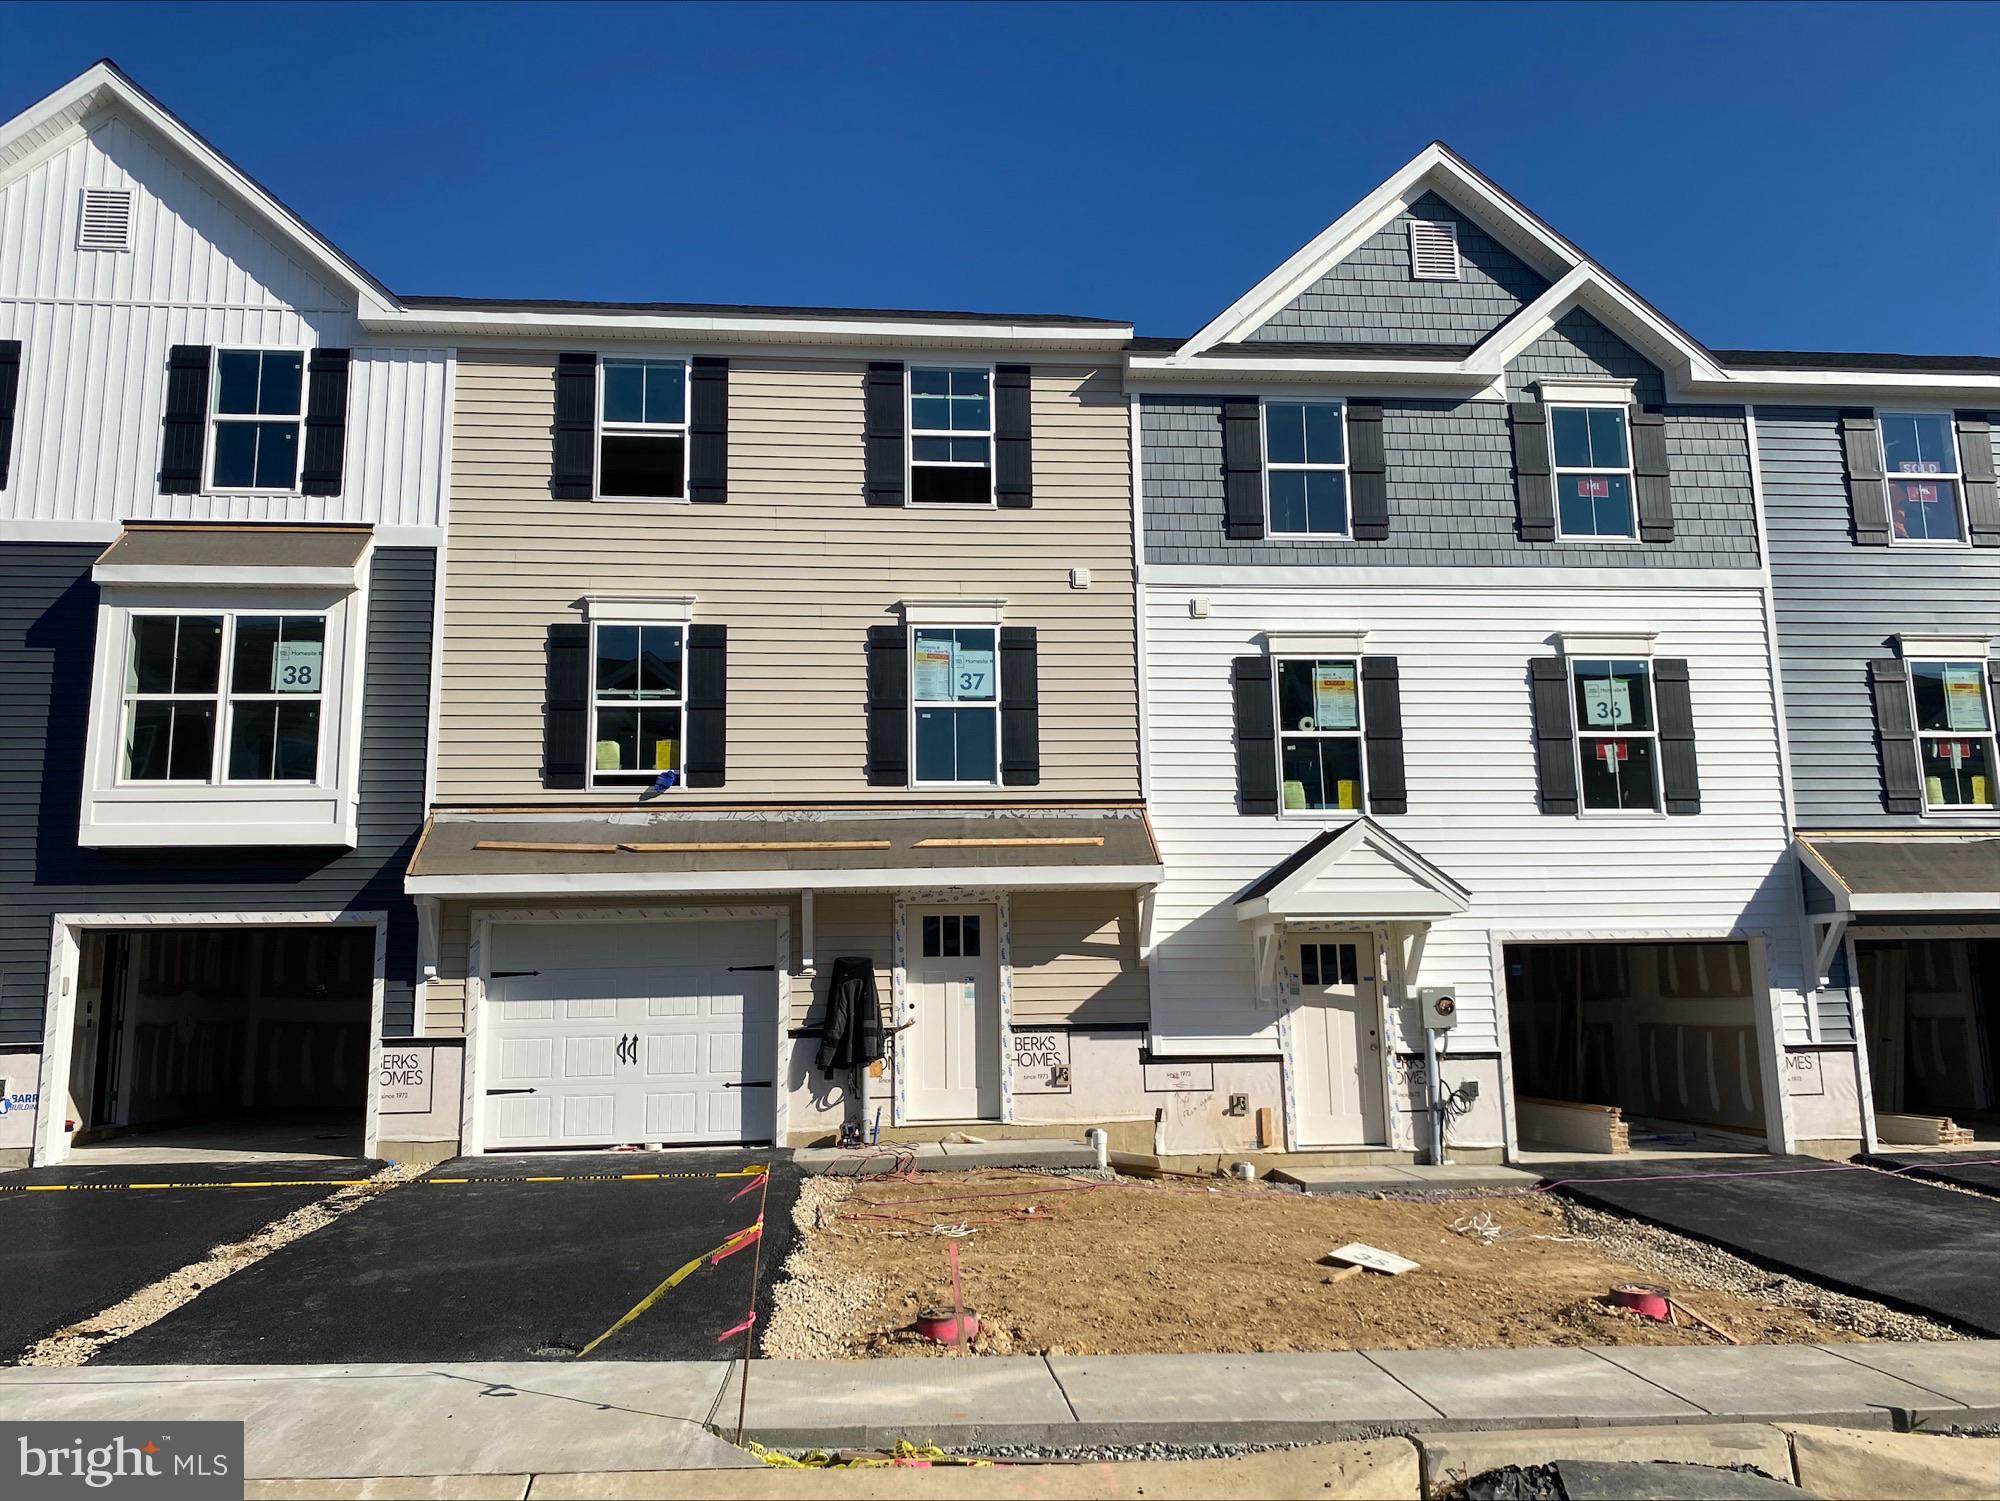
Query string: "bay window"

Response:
xmin=121 ymin=611 xmax=326 ymax=784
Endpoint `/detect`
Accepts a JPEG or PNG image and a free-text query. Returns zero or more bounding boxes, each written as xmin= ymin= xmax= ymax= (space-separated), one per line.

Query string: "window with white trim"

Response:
xmin=122 ymin=611 xmax=326 ymax=783
xmin=1265 ymin=401 xmax=1349 ymax=536
xmin=1550 ymin=404 xmax=1635 ymax=539
xmin=1571 ymin=657 xmax=1659 ymax=812
xmin=909 ymin=367 xmax=993 ymax=505
xmin=210 ymin=349 xmax=305 ymax=492
xmin=598 ymin=357 xmax=687 ymax=499
xmin=1880 ymin=412 xmax=1965 ymax=545
xmin=1909 ymin=658 xmax=1996 ymax=809
xmin=1276 ymin=656 xmax=1364 ymax=812
xmin=591 ymin=622 xmax=685 ymax=785
xmin=911 ymin=625 xmax=998 ymax=784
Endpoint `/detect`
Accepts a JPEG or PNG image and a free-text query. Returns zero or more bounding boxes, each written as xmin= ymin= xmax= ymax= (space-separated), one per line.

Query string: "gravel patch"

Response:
xmin=761 ymin=1174 xmax=878 ymax=1360
xmin=18 ymin=1163 xmax=428 ymax=1367
xmin=1558 ymin=1200 xmax=1962 ymax=1341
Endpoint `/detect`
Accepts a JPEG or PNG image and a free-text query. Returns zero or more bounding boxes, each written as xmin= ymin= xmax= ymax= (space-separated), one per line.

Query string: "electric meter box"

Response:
xmin=1418 ymin=986 xmax=1460 ymax=1031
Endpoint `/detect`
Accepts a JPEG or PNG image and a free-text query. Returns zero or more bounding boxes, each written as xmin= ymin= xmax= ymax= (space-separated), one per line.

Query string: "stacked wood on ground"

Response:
xmin=1875 ymin=1113 xmax=1975 ymax=1147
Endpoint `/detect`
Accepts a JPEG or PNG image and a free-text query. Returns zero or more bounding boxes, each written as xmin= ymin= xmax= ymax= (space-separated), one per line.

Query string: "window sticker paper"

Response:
xmin=1312 ymin=662 xmax=1359 ymax=730
xmin=955 ymin=637 xmax=995 ymax=701
xmin=1944 ymin=665 xmax=1990 ymax=731
xmin=272 ymin=639 xmax=322 ymax=694
xmin=1583 ymin=678 xmax=1632 ymax=729
xmin=913 ymin=637 xmax=955 ymax=701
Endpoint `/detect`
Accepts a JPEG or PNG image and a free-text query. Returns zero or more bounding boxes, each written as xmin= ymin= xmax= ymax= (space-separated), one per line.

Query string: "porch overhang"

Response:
xmin=1797 ymin=833 xmax=2000 ymax=917
xmin=92 ymin=524 xmax=374 ymax=590
xmin=405 ymin=805 xmax=1163 ymax=898
xmin=1234 ymin=819 xmax=1470 ymax=925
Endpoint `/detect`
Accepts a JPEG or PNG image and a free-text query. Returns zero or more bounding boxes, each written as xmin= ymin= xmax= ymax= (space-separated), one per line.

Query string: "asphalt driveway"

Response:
xmin=98 ymin=1150 xmax=798 ymax=1364
xmin=0 ymin=1159 xmax=372 ymax=1359
xmin=1860 ymin=1149 xmax=2000 ymax=1199
xmin=1546 ymin=1155 xmax=2000 ymax=1336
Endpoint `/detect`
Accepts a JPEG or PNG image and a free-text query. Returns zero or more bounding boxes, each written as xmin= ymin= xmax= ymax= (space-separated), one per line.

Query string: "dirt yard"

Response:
xmin=764 ymin=1169 xmax=1948 ymax=1359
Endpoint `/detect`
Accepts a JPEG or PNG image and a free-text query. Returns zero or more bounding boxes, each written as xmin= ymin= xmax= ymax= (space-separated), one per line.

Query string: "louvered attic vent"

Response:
xmin=77 ymin=187 xmax=134 ymax=252
xmin=1408 ymin=218 xmax=1460 ymax=280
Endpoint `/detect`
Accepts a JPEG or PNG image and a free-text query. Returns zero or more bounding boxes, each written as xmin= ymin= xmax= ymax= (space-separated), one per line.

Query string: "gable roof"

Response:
xmin=1234 ymin=819 xmax=1470 ymax=923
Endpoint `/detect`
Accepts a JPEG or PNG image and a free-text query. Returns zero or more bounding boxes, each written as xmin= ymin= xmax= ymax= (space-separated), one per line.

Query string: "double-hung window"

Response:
xmin=1880 ymin=413 xmax=1966 ymax=545
xmin=1571 ymin=658 xmax=1659 ymax=812
xmin=1909 ymin=658 xmax=1996 ymax=809
xmin=1550 ymin=405 xmax=1635 ymax=540
xmin=911 ymin=625 xmax=998 ymax=784
xmin=592 ymin=622 xmax=685 ymax=785
xmin=1265 ymin=401 xmax=1348 ymax=536
xmin=599 ymin=358 xmax=687 ymax=499
xmin=909 ymin=367 xmax=992 ymax=505
xmin=122 ymin=611 xmax=326 ymax=783
xmin=210 ymin=349 xmax=305 ymax=492
xmin=1276 ymin=656 xmax=1364 ymax=811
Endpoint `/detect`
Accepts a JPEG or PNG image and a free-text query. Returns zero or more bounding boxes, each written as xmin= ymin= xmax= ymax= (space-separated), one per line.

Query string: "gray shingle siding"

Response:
xmin=0 ymin=543 xmax=436 ymax=1048
xmin=1143 ymin=316 xmax=1758 ymax=569
xmin=1247 ymin=192 xmax=1549 ymax=347
xmin=1759 ymin=406 xmax=2000 ymax=832
xmin=1505 ymin=308 xmax=1667 ymax=406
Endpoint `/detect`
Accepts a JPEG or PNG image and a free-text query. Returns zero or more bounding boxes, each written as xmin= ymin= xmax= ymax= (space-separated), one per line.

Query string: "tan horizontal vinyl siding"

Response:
xmin=1006 ymin=890 xmax=1148 ymax=1027
xmin=437 ymin=352 xmax=1138 ymax=803
xmin=789 ymin=893 xmax=892 ymax=1032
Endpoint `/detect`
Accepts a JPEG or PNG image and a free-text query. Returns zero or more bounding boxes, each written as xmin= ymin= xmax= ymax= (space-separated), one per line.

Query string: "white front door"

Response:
xmin=483 ymin=918 xmax=777 ymax=1149
xmin=1290 ymin=935 xmax=1386 ymax=1146
xmin=904 ymin=905 xmax=1000 ymax=1121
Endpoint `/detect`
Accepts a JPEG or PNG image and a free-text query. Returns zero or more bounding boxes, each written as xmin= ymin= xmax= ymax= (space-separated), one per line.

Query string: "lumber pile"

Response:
xmin=1517 ymin=1096 xmax=1631 ymax=1155
xmin=1876 ymin=1112 xmax=1975 ymax=1147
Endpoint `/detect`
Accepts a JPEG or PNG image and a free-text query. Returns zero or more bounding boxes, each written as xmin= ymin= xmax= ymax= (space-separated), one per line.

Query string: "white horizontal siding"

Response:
xmin=1143 ymin=583 xmax=1813 ymax=1053
xmin=0 ymin=105 xmax=448 ymax=531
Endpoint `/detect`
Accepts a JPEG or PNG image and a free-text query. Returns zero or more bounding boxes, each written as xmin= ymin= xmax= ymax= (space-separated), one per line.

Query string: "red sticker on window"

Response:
xmin=1578 ymin=477 xmax=1609 ymax=498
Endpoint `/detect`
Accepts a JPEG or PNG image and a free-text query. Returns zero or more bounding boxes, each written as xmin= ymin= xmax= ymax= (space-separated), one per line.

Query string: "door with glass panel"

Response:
xmin=1290 ymin=936 xmax=1385 ymax=1146
xmin=904 ymin=906 xmax=1001 ymax=1121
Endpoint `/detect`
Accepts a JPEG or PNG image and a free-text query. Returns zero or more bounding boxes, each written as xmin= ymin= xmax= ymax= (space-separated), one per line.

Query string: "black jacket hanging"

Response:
xmin=815 ymin=955 xmax=885 ymax=1078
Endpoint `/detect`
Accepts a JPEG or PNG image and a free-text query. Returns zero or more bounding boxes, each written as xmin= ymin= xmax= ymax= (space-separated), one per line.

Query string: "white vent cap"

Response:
xmin=1409 ymin=218 xmax=1460 ymax=281
xmin=78 ymin=187 xmax=134 ymax=252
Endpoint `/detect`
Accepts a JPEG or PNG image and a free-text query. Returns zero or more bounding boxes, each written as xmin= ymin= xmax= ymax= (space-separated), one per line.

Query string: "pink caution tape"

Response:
xmin=717 ymin=1312 xmax=756 ymax=1342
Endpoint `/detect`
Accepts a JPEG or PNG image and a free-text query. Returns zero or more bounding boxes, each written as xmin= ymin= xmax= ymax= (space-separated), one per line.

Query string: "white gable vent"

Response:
xmin=77 ymin=187 xmax=134 ymax=252
xmin=1408 ymin=218 xmax=1460 ymax=281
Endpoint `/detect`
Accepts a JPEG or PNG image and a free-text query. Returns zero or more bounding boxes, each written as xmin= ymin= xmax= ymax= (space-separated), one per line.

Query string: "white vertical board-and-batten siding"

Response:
xmin=0 ymin=108 xmax=448 ymax=531
xmin=1142 ymin=583 xmax=1812 ymax=1056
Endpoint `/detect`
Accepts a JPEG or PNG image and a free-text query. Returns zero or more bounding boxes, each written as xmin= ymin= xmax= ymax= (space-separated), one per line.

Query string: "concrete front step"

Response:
xmin=1267 ymin=1163 xmax=1544 ymax=1193
xmin=793 ymin=1140 xmax=1099 ymax=1175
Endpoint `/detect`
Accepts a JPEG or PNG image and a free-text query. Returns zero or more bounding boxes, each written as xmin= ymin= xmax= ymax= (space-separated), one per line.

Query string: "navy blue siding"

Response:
xmin=0 ymin=543 xmax=435 ymax=1047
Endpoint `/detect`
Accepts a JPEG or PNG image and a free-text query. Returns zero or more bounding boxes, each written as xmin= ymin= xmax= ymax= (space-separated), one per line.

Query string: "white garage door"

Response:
xmin=482 ymin=919 xmax=778 ymax=1150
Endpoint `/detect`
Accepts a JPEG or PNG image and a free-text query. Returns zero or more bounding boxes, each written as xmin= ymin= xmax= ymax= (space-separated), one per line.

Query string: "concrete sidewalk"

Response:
xmin=4 ymin=1342 xmax=1998 ymax=1477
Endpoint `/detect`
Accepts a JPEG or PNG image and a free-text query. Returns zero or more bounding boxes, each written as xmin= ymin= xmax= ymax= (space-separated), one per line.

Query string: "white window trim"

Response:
xmin=1877 ymin=408 xmax=1971 ymax=550
xmin=1272 ymin=653 xmax=1367 ymax=818
xmin=595 ymin=354 xmax=689 ymax=503
xmin=1557 ymin=630 xmax=1657 ymax=660
xmin=1536 ymin=378 xmax=1636 ymax=407
xmin=1547 ymin=399 xmax=1639 ymax=543
xmin=909 ymin=622 xmax=1003 ymax=789
xmin=113 ymin=608 xmax=331 ymax=789
xmin=206 ymin=345 xmax=310 ymax=496
xmin=907 ymin=363 xmax=997 ymax=510
xmin=1903 ymin=651 xmax=1999 ymax=817
xmin=901 ymin=598 xmax=1008 ymax=627
xmin=1567 ymin=656 xmax=1664 ymax=818
xmin=1262 ymin=397 xmax=1351 ymax=539
xmin=587 ymin=619 xmax=688 ymax=789
xmin=79 ymin=583 xmax=364 ymax=849
xmin=583 ymin=593 xmax=696 ymax=625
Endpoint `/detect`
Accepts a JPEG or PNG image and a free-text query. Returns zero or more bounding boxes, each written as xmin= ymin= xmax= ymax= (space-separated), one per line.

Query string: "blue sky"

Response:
xmin=5 ymin=2 xmax=1996 ymax=352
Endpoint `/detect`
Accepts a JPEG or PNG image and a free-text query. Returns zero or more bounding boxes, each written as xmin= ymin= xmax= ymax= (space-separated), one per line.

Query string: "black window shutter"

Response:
xmin=864 ymin=362 xmax=906 ymax=507
xmin=1510 ymin=399 xmax=1555 ymax=542
xmin=1632 ymin=405 xmax=1674 ymax=543
xmin=159 ymin=344 xmax=211 ymax=495
xmin=1869 ymin=657 xmax=1922 ymax=814
xmin=544 ymin=622 xmax=591 ymax=790
xmin=1841 ymin=410 xmax=1890 ymax=546
xmin=684 ymin=623 xmax=728 ymax=786
xmin=865 ymin=623 xmax=909 ymax=785
xmin=995 ymin=364 xmax=1033 ymax=509
xmin=0 ymin=339 xmax=20 ymax=490
xmin=1000 ymin=626 xmax=1040 ymax=785
xmin=1956 ymin=412 xmax=1999 ymax=547
xmin=1231 ymin=654 xmax=1278 ymax=814
xmin=688 ymin=357 xmax=729 ymax=504
xmin=551 ymin=353 xmax=597 ymax=500
xmin=1529 ymin=656 xmax=1578 ymax=814
xmin=1653 ymin=657 xmax=1701 ymax=815
xmin=1222 ymin=398 xmax=1265 ymax=540
xmin=1360 ymin=655 xmax=1406 ymax=813
xmin=1347 ymin=399 xmax=1390 ymax=540
xmin=298 ymin=348 xmax=351 ymax=497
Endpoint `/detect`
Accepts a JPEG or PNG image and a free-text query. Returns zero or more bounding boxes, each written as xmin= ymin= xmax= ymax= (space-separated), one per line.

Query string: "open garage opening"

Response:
xmin=61 ymin=924 xmax=376 ymax=1165
xmin=1505 ymin=939 xmax=1774 ymax=1157
xmin=1858 ymin=936 xmax=2000 ymax=1149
